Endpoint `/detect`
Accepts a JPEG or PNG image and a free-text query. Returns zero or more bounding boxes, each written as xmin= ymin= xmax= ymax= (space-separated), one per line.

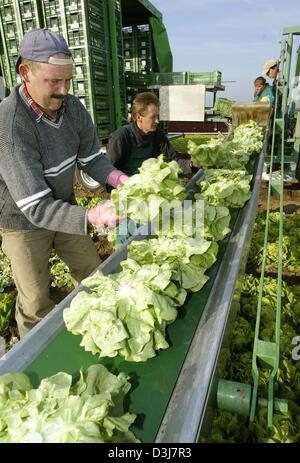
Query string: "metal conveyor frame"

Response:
xmin=155 ymin=134 xmax=267 ymax=442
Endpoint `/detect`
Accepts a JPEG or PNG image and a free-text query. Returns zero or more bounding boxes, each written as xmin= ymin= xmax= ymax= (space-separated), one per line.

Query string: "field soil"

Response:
xmin=248 ymin=181 xmax=300 ymax=284
xmin=258 ymin=182 xmax=300 ymax=213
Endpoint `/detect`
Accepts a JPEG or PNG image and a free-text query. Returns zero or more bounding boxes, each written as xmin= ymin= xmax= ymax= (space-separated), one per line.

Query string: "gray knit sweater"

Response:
xmin=0 ymin=86 xmax=115 ymax=234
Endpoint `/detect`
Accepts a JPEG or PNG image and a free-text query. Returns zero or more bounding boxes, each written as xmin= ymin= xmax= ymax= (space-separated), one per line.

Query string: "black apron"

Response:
xmin=121 ymin=125 xmax=154 ymax=176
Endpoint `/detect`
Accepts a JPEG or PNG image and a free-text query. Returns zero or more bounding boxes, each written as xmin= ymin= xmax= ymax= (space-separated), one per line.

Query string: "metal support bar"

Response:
xmin=107 ymin=0 xmax=122 ymax=128
xmin=249 ymin=41 xmax=287 ymax=429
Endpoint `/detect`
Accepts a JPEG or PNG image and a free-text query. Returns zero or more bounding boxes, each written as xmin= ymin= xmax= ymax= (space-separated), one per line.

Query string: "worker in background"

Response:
xmin=0 ymin=28 xmax=129 ymax=337
xmin=253 ymin=76 xmax=274 ymax=106
xmin=106 ymin=92 xmax=194 ymax=176
xmin=262 ymin=59 xmax=280 ymax=109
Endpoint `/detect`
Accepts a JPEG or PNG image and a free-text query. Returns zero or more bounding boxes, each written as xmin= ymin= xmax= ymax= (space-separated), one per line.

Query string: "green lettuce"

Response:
xmin=150 ymin=200 xmax=231 ymax=242
xmin=110 ymin=155 xmax=186 ymax=225
xmin=195 ymin=169 xmax=252 ymax=209
xmin=188 ymin=120 xmax=263 ymax=169
xmin=232 ymin=120 xmax=264 ymax=154
xmin=0 ymin=365 xmax=138 ymax=443
xmin=127 ymin=236 xmax=218 ymax=292
xmin=64 ymin=266 xmax=181 ymax=362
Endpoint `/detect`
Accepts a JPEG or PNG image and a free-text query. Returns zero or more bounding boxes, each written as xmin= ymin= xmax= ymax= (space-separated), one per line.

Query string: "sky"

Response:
xmin=154 ymin=0 xmax=300 ymax=104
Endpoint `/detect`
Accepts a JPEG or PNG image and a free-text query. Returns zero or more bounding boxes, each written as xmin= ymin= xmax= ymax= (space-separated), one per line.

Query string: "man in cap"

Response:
xmin=0 ymin=28 xmax=128 ymax=337
xmin=262 ymin=59 xmax=280 ymax=109
xmin=262 ymin=59 xmax=279 ymax=80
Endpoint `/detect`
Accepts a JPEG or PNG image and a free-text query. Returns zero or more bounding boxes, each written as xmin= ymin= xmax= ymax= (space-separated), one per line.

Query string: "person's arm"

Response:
xmin=105 ymin=126 xmax=133 ymax=170
xmin=157 ymin=131 xmax=193 ymax=175
xmin=156 ymin=131 xmax=180 ymax=162
xmin=267 ymin=87 xmax=275 ymax=107
xmin=75 ymin=104 xmax=128 ymax=188
xmin=75 ymin=106 xmax=118 ymax=183
xmin=1 ymin=122 xmax=126 ymax=234
xmin=0 ymin=121 xmax=88 ymax=235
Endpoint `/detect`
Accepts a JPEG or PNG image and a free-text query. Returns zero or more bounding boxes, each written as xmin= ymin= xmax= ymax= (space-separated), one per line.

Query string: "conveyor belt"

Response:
xmin=0 ymin=135 xmax=267 ymax=442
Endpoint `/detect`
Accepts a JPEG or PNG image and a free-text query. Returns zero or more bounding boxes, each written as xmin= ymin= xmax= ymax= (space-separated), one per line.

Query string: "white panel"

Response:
xmin=159 ymin=84 xmax=206 ymax=121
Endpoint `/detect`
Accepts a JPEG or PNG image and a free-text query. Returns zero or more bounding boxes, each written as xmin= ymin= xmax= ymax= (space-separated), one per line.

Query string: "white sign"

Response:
xmin=159 ymin=84 xmax=206 ymax=121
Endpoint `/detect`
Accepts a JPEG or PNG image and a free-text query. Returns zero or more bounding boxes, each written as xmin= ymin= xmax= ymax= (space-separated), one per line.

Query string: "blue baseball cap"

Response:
xmin=16 ymin=28 xmax=73 ymax=72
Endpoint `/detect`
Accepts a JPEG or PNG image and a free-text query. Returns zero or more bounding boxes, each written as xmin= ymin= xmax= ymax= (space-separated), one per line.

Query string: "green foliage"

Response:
xmin=49 ymin=254 xmax=73 ymax=289
xmin=0 ymin=250 xmax=14 ymax=293
xmin=214 ymin=98 xmax=235 ymax=118
xmin=232 ymin=316 xmax=253 ymax=351
xmin=149 ymin=200 xmax=231 ymax=243
xmin=232 ymin=121 xmax=265 ymax=154
xmin=204 ymin=410 xmax=249 ymax=443
xmin=248 ymin=211 xmax=300 ymax=273
xmin=128 ymin=236 xmax=218 ymax=292
xmin=0 ymin=293 xmax=15 ymax=333
xmin=76 ymin=197 xmax=102 ymax=208
xmin=206 ymin=275 xmax=300 ymax=443
xmin=188 ymin=136 xmax=250 ymax=169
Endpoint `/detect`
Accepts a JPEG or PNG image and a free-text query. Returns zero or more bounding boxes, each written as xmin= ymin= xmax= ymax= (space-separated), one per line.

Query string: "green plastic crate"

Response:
xmin=122 ymin=23 xmax=153 ymax=73
xmin=0 ymin=0 xmax=43 ymax=87
xmin=0 ymin=0 xmax=126 ymax=137
xmin=150 ymin=72 xmax=187 ymax=86
xmin=41 ymin=0 xmax=107 ymax=47
xmin=214 ymin=97 xmax=235 ymax=117
xmin=186 ymin=71 xmax=222 ymax=87
xmin=125 ymin=71 xmax=151 ymax=87
xmin=137 ymin=56 xmax=152 ymax=72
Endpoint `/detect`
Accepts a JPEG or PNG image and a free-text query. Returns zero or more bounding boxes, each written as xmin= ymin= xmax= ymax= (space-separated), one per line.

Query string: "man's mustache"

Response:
xmin=51 ymin=95 xmax=65 ymax=100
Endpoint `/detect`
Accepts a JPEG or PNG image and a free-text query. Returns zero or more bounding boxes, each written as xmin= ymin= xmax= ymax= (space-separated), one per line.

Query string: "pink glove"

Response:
xmin=87 ymin=201 xmax=122 ymax=228
xmin=107 ymin=170 xmax=129 ymax=188
xmin=118 ymin=173 xmax=129 ymax=185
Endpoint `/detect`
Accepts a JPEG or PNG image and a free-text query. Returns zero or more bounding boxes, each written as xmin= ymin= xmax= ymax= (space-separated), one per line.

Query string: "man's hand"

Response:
xmin=118 ymin=173 xmax=129 ymax=186
xmin=87 ymin=201 xmax=123 ymax=228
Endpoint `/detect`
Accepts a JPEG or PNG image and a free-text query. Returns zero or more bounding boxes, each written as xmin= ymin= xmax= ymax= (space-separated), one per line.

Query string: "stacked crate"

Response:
xmin=122 ymin=22 xmax=154 ymax=116
xmin=41 ymin=0 xmax=114 ymax=138
xmin=113 ymin=0 xmax=127 ymax=124
xmin=0 ymin=0 xmax=43 ymax=88
xmin=122 ymin=26 xmax=134 ymax=72
xmin=122 ymin=23 xmax=153 ymax=74
xmin=136 ymin=24 xmax=152 ymax=73
xmin=0 ymin=0 xmax=127 ymax=139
